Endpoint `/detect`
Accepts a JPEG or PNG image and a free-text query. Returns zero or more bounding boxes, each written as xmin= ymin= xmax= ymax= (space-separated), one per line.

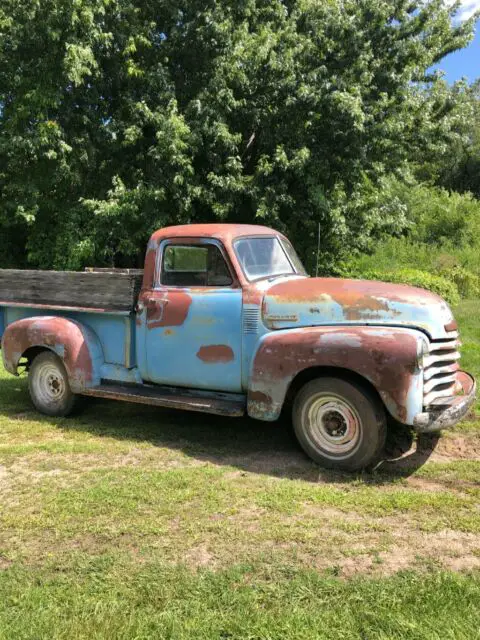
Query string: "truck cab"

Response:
xmin=1 ymin=224 xmax=476 ymax=471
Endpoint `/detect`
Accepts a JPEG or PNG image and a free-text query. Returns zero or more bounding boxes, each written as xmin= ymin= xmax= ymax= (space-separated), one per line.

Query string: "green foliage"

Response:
xmin=447 ymin=266 xmax=480 ymax=298
xmin=405 ymin=183 xmax=480 ymax=247
xmin=418 ymin=79 xmax=480 ymax=198
xmin=345 ymin=178 xmax=480 ymax=300
xmin=352 ymin=267 xmax=460 ymax=305
xmin=0 ymin=1 xmax=476 ymax=269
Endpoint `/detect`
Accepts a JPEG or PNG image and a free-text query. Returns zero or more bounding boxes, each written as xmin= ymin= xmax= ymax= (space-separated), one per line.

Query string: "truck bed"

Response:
xmin=0 ymin=269 xmax=144 ymax=312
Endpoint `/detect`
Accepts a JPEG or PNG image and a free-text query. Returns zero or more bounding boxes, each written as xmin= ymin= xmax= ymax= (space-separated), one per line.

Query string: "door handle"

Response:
xmin=136 ymin=297 xmax=168 ymax=313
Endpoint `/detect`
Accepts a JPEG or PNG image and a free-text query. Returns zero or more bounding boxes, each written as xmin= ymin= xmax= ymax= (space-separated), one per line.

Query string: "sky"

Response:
xmin=437 ymin=1 xmax=480 ymax=83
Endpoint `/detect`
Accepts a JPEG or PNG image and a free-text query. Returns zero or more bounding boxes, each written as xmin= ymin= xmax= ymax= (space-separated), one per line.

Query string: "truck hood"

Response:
xmin=262 ymin=277 xmax=455 ymax=340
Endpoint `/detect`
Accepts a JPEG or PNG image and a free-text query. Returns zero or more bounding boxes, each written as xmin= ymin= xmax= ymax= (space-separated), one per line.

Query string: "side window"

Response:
xmin=161 ymin=244 xmax=233 ymax=287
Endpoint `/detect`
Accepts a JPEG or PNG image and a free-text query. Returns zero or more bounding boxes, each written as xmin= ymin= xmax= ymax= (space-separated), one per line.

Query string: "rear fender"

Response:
xmin=1 ymin=316 xmax=104 ymax=392
xmin=247 ymin=326 xmax=424 ymax=424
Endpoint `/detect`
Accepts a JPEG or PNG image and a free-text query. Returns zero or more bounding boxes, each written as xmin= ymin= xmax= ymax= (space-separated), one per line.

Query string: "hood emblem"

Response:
xmin=265 ymin=314 xmax=298 ymax=322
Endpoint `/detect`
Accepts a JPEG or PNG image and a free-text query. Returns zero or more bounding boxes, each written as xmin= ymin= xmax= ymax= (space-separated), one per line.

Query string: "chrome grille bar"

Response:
xmin=423 ymin=333 xmax=461 ymax=408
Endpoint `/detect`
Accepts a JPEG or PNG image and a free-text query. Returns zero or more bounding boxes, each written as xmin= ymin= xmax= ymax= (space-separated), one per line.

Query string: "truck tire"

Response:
xmin=292 ymin=377 xmax=386 ymax=471
xmin=28 ymin=351 xmax=78 ymax=417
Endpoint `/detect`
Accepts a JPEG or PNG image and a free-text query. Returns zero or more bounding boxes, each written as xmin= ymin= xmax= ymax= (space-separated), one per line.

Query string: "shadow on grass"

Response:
xmin=0 ymin=375 xmax=440 ymax=483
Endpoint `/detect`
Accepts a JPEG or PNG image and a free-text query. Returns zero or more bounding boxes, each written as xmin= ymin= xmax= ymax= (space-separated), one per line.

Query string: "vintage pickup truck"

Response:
xmin=0 ymin=224 xmax=476 ymax=470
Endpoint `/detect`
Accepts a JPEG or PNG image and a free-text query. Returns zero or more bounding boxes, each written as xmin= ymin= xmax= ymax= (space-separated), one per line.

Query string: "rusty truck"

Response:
xmin=0 ymin=224 xmax=476 ymax=470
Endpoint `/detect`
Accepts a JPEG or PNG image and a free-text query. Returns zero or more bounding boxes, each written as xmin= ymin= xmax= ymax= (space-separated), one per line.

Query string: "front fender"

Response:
xmin=1 ymin=316 xmax=104 ymax=392
xmin=247 ymin=326 xmax=424 ymax=424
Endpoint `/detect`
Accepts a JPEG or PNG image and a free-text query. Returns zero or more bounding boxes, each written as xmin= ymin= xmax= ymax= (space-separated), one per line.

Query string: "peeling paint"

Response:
xmin=318 ymin=333 xmax=363 ymax=348
xmin=247 ymin=326 xmax=424 ymax=424
xmin=1 ymin=316 xmax=103 ymax=392
xmin=262 ymin=277 xmax=455 ymax=338
xmin=196 ymin=344 xmax=234 ymax=363
xmin=146 ymin=291 xmax=192 ymax=329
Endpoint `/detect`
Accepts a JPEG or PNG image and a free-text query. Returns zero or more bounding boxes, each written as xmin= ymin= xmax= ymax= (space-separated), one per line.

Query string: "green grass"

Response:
xmin=0 ymin=560 xmax=479 ymax=640
xmin=455 ymin=301 xmax=480 ymax=387
xmin=0 ymin=300 xmax=479 ymax=638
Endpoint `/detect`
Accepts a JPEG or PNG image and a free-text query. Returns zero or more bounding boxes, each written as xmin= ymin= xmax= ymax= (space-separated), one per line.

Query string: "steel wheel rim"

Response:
xmin=32 ymin=362 xmax=66 ymax=405
xmin=302 ymin=394 xmax=362 ymax=459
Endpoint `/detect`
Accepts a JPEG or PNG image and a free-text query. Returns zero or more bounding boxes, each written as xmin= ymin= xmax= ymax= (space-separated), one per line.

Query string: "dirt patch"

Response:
xmin=432 ymin=434 xmax=480 ymax=461
xmin=373 ymin=527 xmax=480 ymax=576
xmin=380 ymin=430 xmax=480 ymax=473
xmin=293 ymin=507 xmax=480 ymax=577
xmin=313 ymin=525 xmax=480 ymax=577
xmin=302 ymin=505 xmax=365 ymax=524
xmin=0 ymin=465 xmax=13 ymax=494
xmin=167 ymin=503 xmax=480 ymax=577
xmin=338 ymin=551 xmax=412 ymax=578
xmin=4 ymin=449 xmax=204 ymax=479
xmin=220 ymin=450 xmax=318 ymax=480
xmin=2 ymin=500 xmax=478 ymax=578
xmin=184 ymin=545 xmax=216 ymax=569
xmin=404 ymin=477 xmax=455 ymax=492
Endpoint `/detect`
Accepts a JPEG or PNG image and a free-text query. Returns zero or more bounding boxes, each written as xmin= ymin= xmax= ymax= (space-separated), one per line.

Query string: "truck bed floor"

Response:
xmin=81 ymin=382 xmax=246 ymax=417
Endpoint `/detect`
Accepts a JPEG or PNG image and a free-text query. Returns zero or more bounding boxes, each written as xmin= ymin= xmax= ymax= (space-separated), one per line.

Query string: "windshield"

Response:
xmin=234 ymin=236 xmax=307 ymax=281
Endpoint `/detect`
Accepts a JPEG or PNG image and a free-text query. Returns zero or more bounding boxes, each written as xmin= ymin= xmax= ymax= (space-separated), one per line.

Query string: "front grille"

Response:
xmin=423 ymin=332 xmax=461 ymax=407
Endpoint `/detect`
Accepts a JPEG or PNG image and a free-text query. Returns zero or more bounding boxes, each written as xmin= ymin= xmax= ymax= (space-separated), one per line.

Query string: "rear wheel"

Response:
xmin=28 ymin=351 xmax=78 ymax=417
xmin=292 ymin=377 xmax=386 ymax=471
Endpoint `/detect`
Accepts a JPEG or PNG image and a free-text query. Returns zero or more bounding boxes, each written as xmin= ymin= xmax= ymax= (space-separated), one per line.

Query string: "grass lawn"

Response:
xmin=0 ymin=301 xmax=479 ymax=639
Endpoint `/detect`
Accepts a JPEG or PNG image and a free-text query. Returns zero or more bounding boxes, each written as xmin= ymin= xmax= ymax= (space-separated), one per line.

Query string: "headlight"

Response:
xmin=416 ymin=338 xmax=429 ymax=371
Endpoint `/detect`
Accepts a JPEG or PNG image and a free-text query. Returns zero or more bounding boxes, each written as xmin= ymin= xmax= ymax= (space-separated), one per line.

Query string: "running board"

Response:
xmin=81 ymin=383 xmax=246 ymax=417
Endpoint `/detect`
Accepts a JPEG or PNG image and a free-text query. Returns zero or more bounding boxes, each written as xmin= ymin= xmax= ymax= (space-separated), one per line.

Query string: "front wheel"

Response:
xmin=28 ymin=351 xmax=78 ymax=417
xmin=292 ymin=377 xmax=386 ymax=471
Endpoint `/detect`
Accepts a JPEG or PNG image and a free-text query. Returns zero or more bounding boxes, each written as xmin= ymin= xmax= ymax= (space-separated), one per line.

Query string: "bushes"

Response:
xmin=447 ymin=266 xmax=480 ymax=299
xmin=351 ymin=268 xmax=460 ymax=305
xmin=342 ymin=180 xmax=480 ymax=302
xmin=405 ymin=184 xmax=480 ymax=247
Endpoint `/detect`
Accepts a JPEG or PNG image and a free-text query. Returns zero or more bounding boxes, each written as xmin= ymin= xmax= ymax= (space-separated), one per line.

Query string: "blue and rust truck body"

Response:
xmin=0 ymin=224 xmax=476 ymax=470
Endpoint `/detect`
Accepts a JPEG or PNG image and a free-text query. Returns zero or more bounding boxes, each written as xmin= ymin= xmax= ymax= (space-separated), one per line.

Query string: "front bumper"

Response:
xmin=413 ymin=371 xmax=476 ymax=433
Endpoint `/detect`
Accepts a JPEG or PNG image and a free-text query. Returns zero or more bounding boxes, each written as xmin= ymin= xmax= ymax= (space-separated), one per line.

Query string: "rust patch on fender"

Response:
xmin=250 ymin=327 xmax=419 ymax=423
xmin=249 ymin=390 xmax=272 ymax=404
xmin=196 ymin=345 xmax=234 ymax=363
xmin=1 ymin=316 xmax=94 ymax=389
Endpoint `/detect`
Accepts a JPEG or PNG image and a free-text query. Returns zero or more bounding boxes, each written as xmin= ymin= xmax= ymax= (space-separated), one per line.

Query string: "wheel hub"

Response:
xmin=322 ymin=410 xmax=348 ymax=438
xmin=47 ymin=374 xmax=62 ymax=396
xmin=306 ymin=395 xmax=362 ymax=457
xmin=33 ymin=362 xmax=66 ymax=404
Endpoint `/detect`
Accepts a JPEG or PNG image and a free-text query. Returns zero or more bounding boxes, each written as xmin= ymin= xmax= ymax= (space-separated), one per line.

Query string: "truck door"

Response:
xmin=142 ymin=239 xmax=243 ymax=392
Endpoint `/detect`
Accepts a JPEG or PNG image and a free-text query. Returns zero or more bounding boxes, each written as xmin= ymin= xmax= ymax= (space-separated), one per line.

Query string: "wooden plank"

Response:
xmin=85 ymin=268 xmax=144 ymax=275
xmin=0 ymin=269 xmax=144 ymax=312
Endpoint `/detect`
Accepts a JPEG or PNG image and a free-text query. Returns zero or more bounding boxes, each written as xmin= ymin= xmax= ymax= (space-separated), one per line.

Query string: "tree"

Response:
xmin=421 ymin=79 xmax=480 ymax=197
xmin=0 ymin=0 xmax=476 ymax=271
